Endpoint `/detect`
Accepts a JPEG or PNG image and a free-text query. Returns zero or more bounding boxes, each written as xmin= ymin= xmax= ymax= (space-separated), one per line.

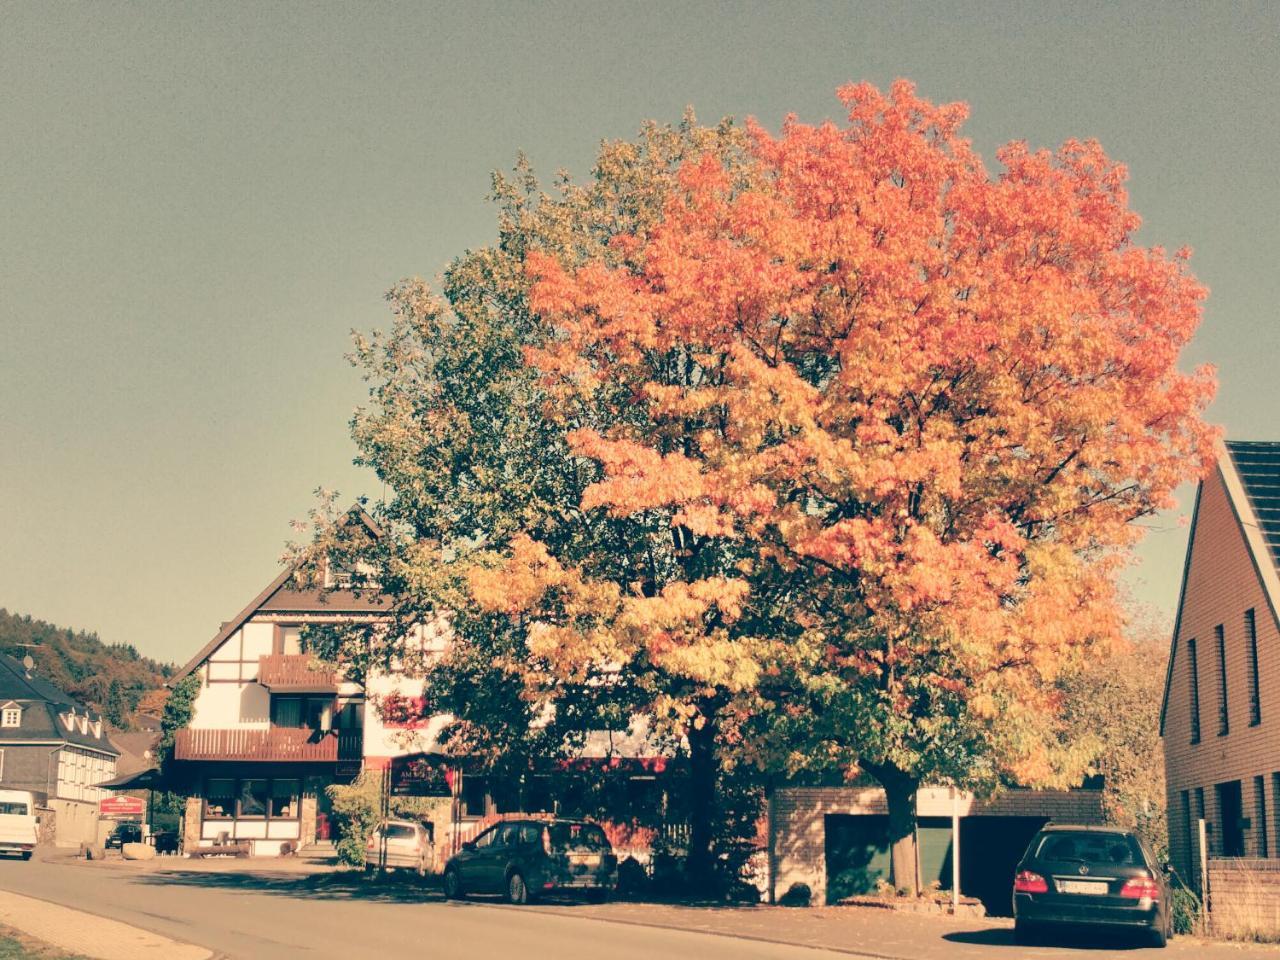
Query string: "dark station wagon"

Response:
xmin=443 ymin=818 xmax=618 ymax=904
xmin=1012 ymin=824 xmax=1173 ymax=948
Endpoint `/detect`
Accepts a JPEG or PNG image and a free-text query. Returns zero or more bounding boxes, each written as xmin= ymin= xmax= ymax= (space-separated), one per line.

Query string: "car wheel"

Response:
xmin=1013 ymin=920 xmax=1039 ymax=946
xmin=507 ymin=871 xmax=530 ymax=905
xmin=1147 ymin=923 xmax=1168 ymax=949
xmin=444 ymin=867 xmax=464 ymax=900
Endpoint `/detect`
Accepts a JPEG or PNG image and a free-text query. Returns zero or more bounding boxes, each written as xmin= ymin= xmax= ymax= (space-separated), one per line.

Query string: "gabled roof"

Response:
xmin=1159 ymin=440 xmax=1280 ymax=734
xmin=0 ymin=653 xmax=119 ymax=754
xmin=172 ymin=504 xmax=387 ymax=682
xmin=1226 ymin=441 xmax=1280 ymax=571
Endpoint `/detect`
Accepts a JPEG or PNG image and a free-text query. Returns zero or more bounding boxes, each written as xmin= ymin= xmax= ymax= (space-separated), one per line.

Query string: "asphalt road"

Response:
xmin=0 ymin=858 xmax=854 ymax=960
xmin=2 ymin=858 xmax=1277 ymax=960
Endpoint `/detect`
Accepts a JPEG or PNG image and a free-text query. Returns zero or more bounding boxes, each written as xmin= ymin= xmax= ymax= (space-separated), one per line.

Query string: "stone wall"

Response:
xmin=182 ymin=795 xmax=202 ymax=853
xmin=768 ymin=785 xmax=1105 ymax=906
xmin=1208 ymin=858 xmax=1280 ymax=939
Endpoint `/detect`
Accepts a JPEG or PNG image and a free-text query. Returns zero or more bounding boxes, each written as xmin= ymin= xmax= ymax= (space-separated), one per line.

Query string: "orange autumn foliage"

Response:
xmin=516 ymin=80 xmax=1216 ymax=790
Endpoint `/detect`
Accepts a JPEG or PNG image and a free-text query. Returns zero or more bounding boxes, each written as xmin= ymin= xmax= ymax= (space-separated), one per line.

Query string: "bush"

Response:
xmin=778 ymin=882 xmax=812 ymax=907
xmin=1170 ymin=883 xmax=1201 ymax=936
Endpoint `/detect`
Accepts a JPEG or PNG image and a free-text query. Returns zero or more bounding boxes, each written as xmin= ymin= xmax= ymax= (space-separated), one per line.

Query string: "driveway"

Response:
xmin=1 ymin=857 xmax=1275 ymax=960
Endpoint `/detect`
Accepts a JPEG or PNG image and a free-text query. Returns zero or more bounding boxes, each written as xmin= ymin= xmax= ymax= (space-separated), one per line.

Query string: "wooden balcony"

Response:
xmin=174 ymin=727 xmax=362 ymax=763
xmin=257 ymin=654 xmax=338 ymax=692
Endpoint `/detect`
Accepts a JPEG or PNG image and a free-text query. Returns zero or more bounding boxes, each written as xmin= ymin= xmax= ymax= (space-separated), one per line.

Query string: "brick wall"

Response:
xmin=768 ymin=785 xmax=1103 ymax=905
xmin=1207 ymin=858 xmax=1280 ymax=938
xmin=1162 ymin=464 xmax=1280 ymax=885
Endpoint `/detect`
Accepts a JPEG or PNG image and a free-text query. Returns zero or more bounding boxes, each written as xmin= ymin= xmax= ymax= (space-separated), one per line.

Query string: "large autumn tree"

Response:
xmin=519 ymin=81 xmax=1216 ymax=891
xmin=308 ymin=115 xmax=768 ymax=880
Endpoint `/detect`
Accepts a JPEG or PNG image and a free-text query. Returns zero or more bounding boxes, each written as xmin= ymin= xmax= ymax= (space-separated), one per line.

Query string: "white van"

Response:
xmin=0 ymin=789 xmax=38 ymax=860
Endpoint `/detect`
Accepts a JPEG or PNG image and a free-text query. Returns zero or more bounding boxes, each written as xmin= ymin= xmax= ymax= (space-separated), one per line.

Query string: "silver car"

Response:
xmin=364 ymin=819 xmax=434 ymax=878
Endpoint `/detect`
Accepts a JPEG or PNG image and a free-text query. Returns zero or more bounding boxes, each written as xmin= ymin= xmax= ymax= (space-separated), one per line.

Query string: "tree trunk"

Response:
xmin=872 ymin=763 xmax=921 ymax=895
xmin=685 ymin=707 xmax=718 ymax=886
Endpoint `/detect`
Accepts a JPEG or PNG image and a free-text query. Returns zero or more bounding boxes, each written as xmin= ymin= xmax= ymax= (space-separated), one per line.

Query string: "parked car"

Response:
xmin=0 ymin=789 xmax=38 ymax=861
xmin=105 ymin=821 xmax=143 ymax=850
xmin=443 ymin=818 xmax=618 ymax=904
xmin=364 ymin=819 xmax=434 ymax=878
xmin=152 ymin=830 xmax=181 ymax=855
xmin=1012 ymin=824 xmax=1172 ymax=948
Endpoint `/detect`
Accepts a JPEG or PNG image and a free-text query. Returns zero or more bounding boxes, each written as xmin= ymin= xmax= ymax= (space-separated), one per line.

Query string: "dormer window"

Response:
xmin=1 ymin=705 xmax=20 ymax=728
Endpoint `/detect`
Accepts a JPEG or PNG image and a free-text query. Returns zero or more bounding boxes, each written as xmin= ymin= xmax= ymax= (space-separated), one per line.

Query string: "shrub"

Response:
xmin=1170 ymin=883 xmax=1200 ymax=936
xmin=778 ymin=882 xmax=811 ymax=907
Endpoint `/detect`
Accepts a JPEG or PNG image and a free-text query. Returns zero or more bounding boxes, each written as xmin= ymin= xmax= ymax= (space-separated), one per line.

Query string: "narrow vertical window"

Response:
xmin=1215 ymin=624 xmax=1229 ymax=736
xmin=1256 ymin=775 xmax=1269 ymax=858
xmin=1181 ymin=790 xmax=1192 ymax=871
xmin=1188 ymin=638 xmax=1201 ymax=744
xmin=1273 ymin=774 xmax=1280 ymax=860
xmin=1247 ymin=609 xmax=1262 ymax=726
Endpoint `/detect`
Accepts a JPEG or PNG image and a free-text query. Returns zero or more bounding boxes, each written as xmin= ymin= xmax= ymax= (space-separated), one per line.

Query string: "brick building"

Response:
xmin=1160 ymin=441 xmax=1280 ymax=887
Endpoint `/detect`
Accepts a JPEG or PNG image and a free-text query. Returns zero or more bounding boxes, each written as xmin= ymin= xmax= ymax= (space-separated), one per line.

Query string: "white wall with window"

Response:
xmin=55 ymin=746 xmax=117 ymax=803
xmin=201 ymin=776 xmax=302 ymax=854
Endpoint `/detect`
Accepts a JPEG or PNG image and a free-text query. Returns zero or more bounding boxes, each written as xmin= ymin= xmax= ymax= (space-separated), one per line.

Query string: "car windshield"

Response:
xmin=548 ymin=823 xmax=609 ymax=851
xmin=383 ymin=824 xmax=416 ymax=840
xmin=0 ymin=802 xmax=29 ymax=816
xmin=1034 ymin=831 xmax=1141 ymax=866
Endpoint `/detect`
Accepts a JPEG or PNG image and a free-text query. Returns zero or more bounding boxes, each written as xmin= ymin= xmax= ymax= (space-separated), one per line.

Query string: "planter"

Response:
xmin=838 ymin=895 xmax=987 ymax=918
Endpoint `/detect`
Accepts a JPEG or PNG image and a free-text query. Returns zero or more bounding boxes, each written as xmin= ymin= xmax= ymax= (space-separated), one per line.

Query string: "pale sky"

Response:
xmin=2 ymin=1 xmax=1277 ymax=663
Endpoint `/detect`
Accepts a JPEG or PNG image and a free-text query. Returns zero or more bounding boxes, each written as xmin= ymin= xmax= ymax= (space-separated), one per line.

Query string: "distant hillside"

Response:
xmin=0 ymin=608 xmax=174 ymax=731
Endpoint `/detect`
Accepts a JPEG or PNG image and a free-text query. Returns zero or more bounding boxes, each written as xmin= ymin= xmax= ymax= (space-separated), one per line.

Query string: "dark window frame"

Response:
xmin=1215 ymin=624 xmax=1229 ymax=736
xmin=1255 ymin=775 xmax=1268 ymax=858
xmin=1247 ymin=609 xmax=1262 ymax=727
xmin=1188 ymin=638 xmax=1202 ymax=744
xmin=203 ymin=776 xmax=301 ymax=823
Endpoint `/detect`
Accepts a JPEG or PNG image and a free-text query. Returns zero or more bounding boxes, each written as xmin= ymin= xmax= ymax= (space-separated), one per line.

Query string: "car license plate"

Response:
xmin=1058 ymin=880 xmax=1108 ymax=895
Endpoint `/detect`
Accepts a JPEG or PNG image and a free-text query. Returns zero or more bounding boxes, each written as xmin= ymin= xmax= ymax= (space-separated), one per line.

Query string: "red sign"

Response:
xmin=99 ymin=795 xmax=145 ymax=817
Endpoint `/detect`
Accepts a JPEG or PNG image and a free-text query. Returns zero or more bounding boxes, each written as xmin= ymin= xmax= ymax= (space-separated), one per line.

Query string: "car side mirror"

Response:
xmin=462 ymin=841 xmax=476 ymax=851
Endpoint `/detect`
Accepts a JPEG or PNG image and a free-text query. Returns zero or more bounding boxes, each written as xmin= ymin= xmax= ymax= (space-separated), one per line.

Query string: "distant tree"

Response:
xmin=104 ymin=678 xmax=127 ymax=729
xmin=1060 ymin=607 xmax=1170 ymax=853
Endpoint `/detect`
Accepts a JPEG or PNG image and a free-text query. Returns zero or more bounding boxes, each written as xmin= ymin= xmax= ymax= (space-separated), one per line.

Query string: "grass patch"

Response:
xmin=0 ymin=925 xmax=90 ymax=960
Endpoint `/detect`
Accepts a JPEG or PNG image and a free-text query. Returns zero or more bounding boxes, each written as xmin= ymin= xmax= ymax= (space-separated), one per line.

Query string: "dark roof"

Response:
xmin=1225 ymin=441 xmax=1280 ymax=571
xmin=0 ymin=653 xmax=119 ymax=754
xmin=172 ymin=504 xmax=387 ymax=682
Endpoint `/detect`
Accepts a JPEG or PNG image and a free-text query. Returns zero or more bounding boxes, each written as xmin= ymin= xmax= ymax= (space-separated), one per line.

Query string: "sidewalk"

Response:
xmin=520 ymin=900 xmax=1280 ymax=959
xmin=0 ymin=891 xmax=212 ymax=960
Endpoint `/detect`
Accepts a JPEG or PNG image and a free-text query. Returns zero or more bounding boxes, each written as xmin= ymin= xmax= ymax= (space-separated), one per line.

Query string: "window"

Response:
xmin=205 ymin=779 xmax=235 ymax=819
xmin=0 ymin=799 xmax=29 ymax=816
xmin=205 ymin=778 xmax=298 ymax=821
xmin=271 ymin=696 xmax=332 ymax=730
xmin=1255 ymin=776 xmax=1269 ymax=858
xmin=1188 ymin=639 xmax=1202 ymax=744
xmin=460 ymin=775 xmax=488 ymax=818
xmin=1247 ymin=609 xmax=1262 ymax=726
xmin=270 ymin=780 xmax=300 ymax=819
xmin=1216 ymin=624 xmax=1229 ymax=736
xmin=471 ymin=826 xmax=497 ymax=849
xmin=238 ymin=779 xmax=269 ymax=818
xmin=519 ymin=823 xmax=541 ymax=846
xmin=1181 ymin=791 xmax=1192 ymax=869
xmin=278 ymin=625 xmax=304 ymax=656
xmin=1 ymin=707 xmax=19 ymax=728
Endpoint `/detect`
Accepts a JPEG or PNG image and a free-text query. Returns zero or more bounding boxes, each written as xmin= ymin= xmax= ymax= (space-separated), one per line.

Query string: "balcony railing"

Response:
xmin=174 ymin=727 xmax=362 ymax=763
xmin=257 ymin=654 xmax=339 ymax=692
